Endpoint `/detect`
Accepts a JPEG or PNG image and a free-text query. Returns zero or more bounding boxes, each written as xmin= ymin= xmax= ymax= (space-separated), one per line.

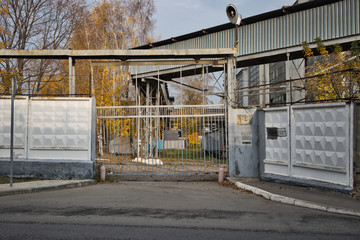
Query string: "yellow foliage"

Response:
xmin=302 ymin=37 xmax=360 ymax=101
xmin=39 ymin=75 xmax=69 ymax=96
xmin=69 ymin=0 xmax=156 ymax=107
xmin=186 ymin=132 xmax=201 ymax=147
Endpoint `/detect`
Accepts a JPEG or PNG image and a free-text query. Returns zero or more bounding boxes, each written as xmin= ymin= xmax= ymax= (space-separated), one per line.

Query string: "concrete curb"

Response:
xmin=0 ymin=180 xmax=96 ymax=197
xmin=228 ymin=178 xmax=360 ymax=218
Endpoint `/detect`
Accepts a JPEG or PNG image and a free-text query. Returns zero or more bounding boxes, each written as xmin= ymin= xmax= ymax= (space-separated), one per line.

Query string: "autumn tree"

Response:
xmin=0 ymin=0 xmax=6 ymax=49
xmin=64 ymin=0 xmax=157 ymax=106
xmin=60 ymin=0 xmax=157 ymax=156
xmin=0 ymin=0 xmax=86 ymax=95
xmin=302 ymin=37 xmax=360 ymax=102
xmin=0 ymin=0 xmax=12 ymax=94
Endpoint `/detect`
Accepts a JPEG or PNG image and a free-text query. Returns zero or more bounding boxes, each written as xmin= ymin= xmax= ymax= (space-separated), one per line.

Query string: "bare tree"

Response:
xmin=173 ymin=75 xmax=217 ymax=105
xmin=0 ymin=0 xmax=86 ymax=94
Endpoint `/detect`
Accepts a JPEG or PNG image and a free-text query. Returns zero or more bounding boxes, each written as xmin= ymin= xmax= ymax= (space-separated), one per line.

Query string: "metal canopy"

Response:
xmin=0 ymin=48 xmax=236 ymax=60
xmin=132 ymin=35 xmax=360 ymax=80
xmin=130 ymin=0 xmax=360 ymax=79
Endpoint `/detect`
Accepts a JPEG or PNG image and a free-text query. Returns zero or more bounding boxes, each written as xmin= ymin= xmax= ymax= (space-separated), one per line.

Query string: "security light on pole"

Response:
xmin=226 ymin=4 xmax=242 ymax=26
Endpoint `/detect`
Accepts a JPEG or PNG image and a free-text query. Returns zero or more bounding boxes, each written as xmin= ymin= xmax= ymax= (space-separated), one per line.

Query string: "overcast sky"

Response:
xmin=153 ymin=0 xmax=297 ymax=40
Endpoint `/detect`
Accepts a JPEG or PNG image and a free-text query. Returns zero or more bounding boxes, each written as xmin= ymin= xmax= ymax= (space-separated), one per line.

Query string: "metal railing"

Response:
xmin=234 ymin=69 xmax=360 ymax=108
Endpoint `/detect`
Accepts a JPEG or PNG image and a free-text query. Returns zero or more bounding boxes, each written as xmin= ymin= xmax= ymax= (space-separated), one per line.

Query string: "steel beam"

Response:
xmin=0 ymin=49 xmax=236 ymax=60
xmin=91 ymin=59 xmax=227 ymax=66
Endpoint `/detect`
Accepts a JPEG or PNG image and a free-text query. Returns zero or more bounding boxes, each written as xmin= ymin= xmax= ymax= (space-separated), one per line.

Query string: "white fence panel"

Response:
xmin=263 ymin=107 xmax=290 ymax=176
xmin=291 ymin=103 xmax=352 ymax=187
xmin=0 ymin=97 xmax=93 ymax=161
xmin=263 ymin=103 xmax=353 ymax=188
xmin=0 ymin=98 xmax=27 ymax=159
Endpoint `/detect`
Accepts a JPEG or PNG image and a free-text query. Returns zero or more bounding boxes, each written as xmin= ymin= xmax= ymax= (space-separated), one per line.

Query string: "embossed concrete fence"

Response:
xmin=260 ymin=102 xmax=355 ymax=190
xmin=0 ymin=97 xmax=95 ymax=179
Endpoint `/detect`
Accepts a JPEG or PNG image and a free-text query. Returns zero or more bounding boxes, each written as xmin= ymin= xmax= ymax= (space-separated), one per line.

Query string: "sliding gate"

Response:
xmin=96 ymin=104 xmax=227 ymax=175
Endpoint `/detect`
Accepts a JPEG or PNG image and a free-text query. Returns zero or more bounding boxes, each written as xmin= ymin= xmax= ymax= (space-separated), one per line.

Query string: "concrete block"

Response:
xmin=0 ymin=159 xmax=94 ymax=179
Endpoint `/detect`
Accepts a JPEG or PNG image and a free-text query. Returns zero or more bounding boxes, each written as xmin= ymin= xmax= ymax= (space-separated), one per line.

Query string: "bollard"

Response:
xmin=218 ymin=167 xmax=224 ymax=183
xmin=100 ymin=165 xmax=106 ymax=181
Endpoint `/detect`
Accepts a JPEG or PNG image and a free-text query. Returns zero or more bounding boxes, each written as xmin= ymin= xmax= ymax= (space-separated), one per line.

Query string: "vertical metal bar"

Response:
xmin=131 ymin=114 xmax=134 ymax=173
xmin=180 ymin=66 xmax=183 ymax=172
xmin=119 ymin=110 xmax=122 ymax=172
xmin=124 ymin=114 xmax=128 ymax=173
xmin=113 ymin=116 xmax=116 ymax=174
xmin=90 ymin=63 xmax=94 ymax=96
xmin=222 ymin=106 xmax=226 ymax=169
xmin=136 ymin=82 xmax=140 ymax=172
xmin=202 ymin=65 xmax=206 ymax=173
xmin=224 ymin=63 xmax=229 ymax=172
xmin=69 ymin=57 xmax=75 ymax=96
xmin=9 ymin=78 xmax=15 ymax=187
xmin=69 ymin=57 xmax=72 ymax=96
xmin=146 ymin=81 xmax=150 ymax=161
xmin=156 ymin=66 xmax=160 ymax=160
xmin=196 ymin=115 xmax=199 ymax=173
xmin=113 ymin=70 xmax=116 ymax=106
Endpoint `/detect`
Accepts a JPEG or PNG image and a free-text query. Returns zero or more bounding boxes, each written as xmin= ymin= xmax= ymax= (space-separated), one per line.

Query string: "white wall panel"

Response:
xmin=0 ymin=97 xmax=93 ymax=161
xmin=0 ymin=98 xmax=27 ymax=149
xmin=263 ymin=103 xmax=353 ymax=188
xmin=264 ymin=107 xmax=289 ymax=175
xmin=29 ymin=100 xmax=90 ymax=150
xmin=292 ymin=104 xmax=349 ymax=172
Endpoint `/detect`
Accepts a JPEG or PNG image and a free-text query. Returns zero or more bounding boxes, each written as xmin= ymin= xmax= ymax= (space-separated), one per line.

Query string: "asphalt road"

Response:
xmin=0 ymin=181 xmax=359 ymax=239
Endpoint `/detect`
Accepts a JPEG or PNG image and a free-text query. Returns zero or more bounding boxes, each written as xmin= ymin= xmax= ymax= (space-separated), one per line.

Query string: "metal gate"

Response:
xmin=96 ymin=104 xmax=227 ymax=175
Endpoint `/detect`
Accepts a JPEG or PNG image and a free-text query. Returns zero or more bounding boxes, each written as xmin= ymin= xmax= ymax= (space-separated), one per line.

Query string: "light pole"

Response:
xmin=10 ymin=77 xmax=15 ymax=187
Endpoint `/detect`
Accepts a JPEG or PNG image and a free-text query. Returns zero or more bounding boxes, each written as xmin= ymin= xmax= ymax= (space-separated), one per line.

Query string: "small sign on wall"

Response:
xmin=237 ymin=114 xmax=252 ymax=125
xmin=277 ymin=128 xmax=287 ymax=137
xmin=237 ymin=114 xmax=253 ymax=144
xmin=267 ymin=127 xmax=287 ymax=139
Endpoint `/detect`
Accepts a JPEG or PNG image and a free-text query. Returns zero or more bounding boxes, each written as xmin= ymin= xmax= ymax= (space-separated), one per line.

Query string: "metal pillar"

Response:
xmin=285 ymin=53 xmax=291 ymax=104
xmin=145 ymin=81 xmax=150 ymax=159
xmin=155 ymin=83 xmax=160 ymax=158
xmin=242 ymin=68 xmax=249 ymax=107
xmin=9 ymin=78 xmax=15 ymax=187
xmin=226 ymin=57 xmax=236 ymax=107
xmin=69 ymin=57 xmax=75 ymax=95
xmin=264 ymin=64 xmax=270 ymax=105
xmin=259 ymin=65 xmax=265 ymax=106
xmin=136 ymin=79 xmax=141 ymax=159
xmin=259 ymin=64 xmax=270 ymax=106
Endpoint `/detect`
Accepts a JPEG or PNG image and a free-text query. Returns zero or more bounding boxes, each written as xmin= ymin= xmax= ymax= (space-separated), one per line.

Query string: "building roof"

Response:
xmin=134 ymin=0 xmax=341 ymax=50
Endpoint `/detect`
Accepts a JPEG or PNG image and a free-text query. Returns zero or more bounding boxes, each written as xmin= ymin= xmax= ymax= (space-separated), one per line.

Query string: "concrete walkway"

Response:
xmin=0 ymin=180 xmax=95 ymax=196
xmin=228 ymin=177 xmax=360 ymax=217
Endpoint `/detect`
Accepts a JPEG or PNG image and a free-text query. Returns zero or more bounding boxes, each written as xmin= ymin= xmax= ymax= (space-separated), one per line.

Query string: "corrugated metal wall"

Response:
xmin=157 ymin=0 xmax=359 ymax=55
xmin=133 ymin=0 xmax=359 ymax=75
